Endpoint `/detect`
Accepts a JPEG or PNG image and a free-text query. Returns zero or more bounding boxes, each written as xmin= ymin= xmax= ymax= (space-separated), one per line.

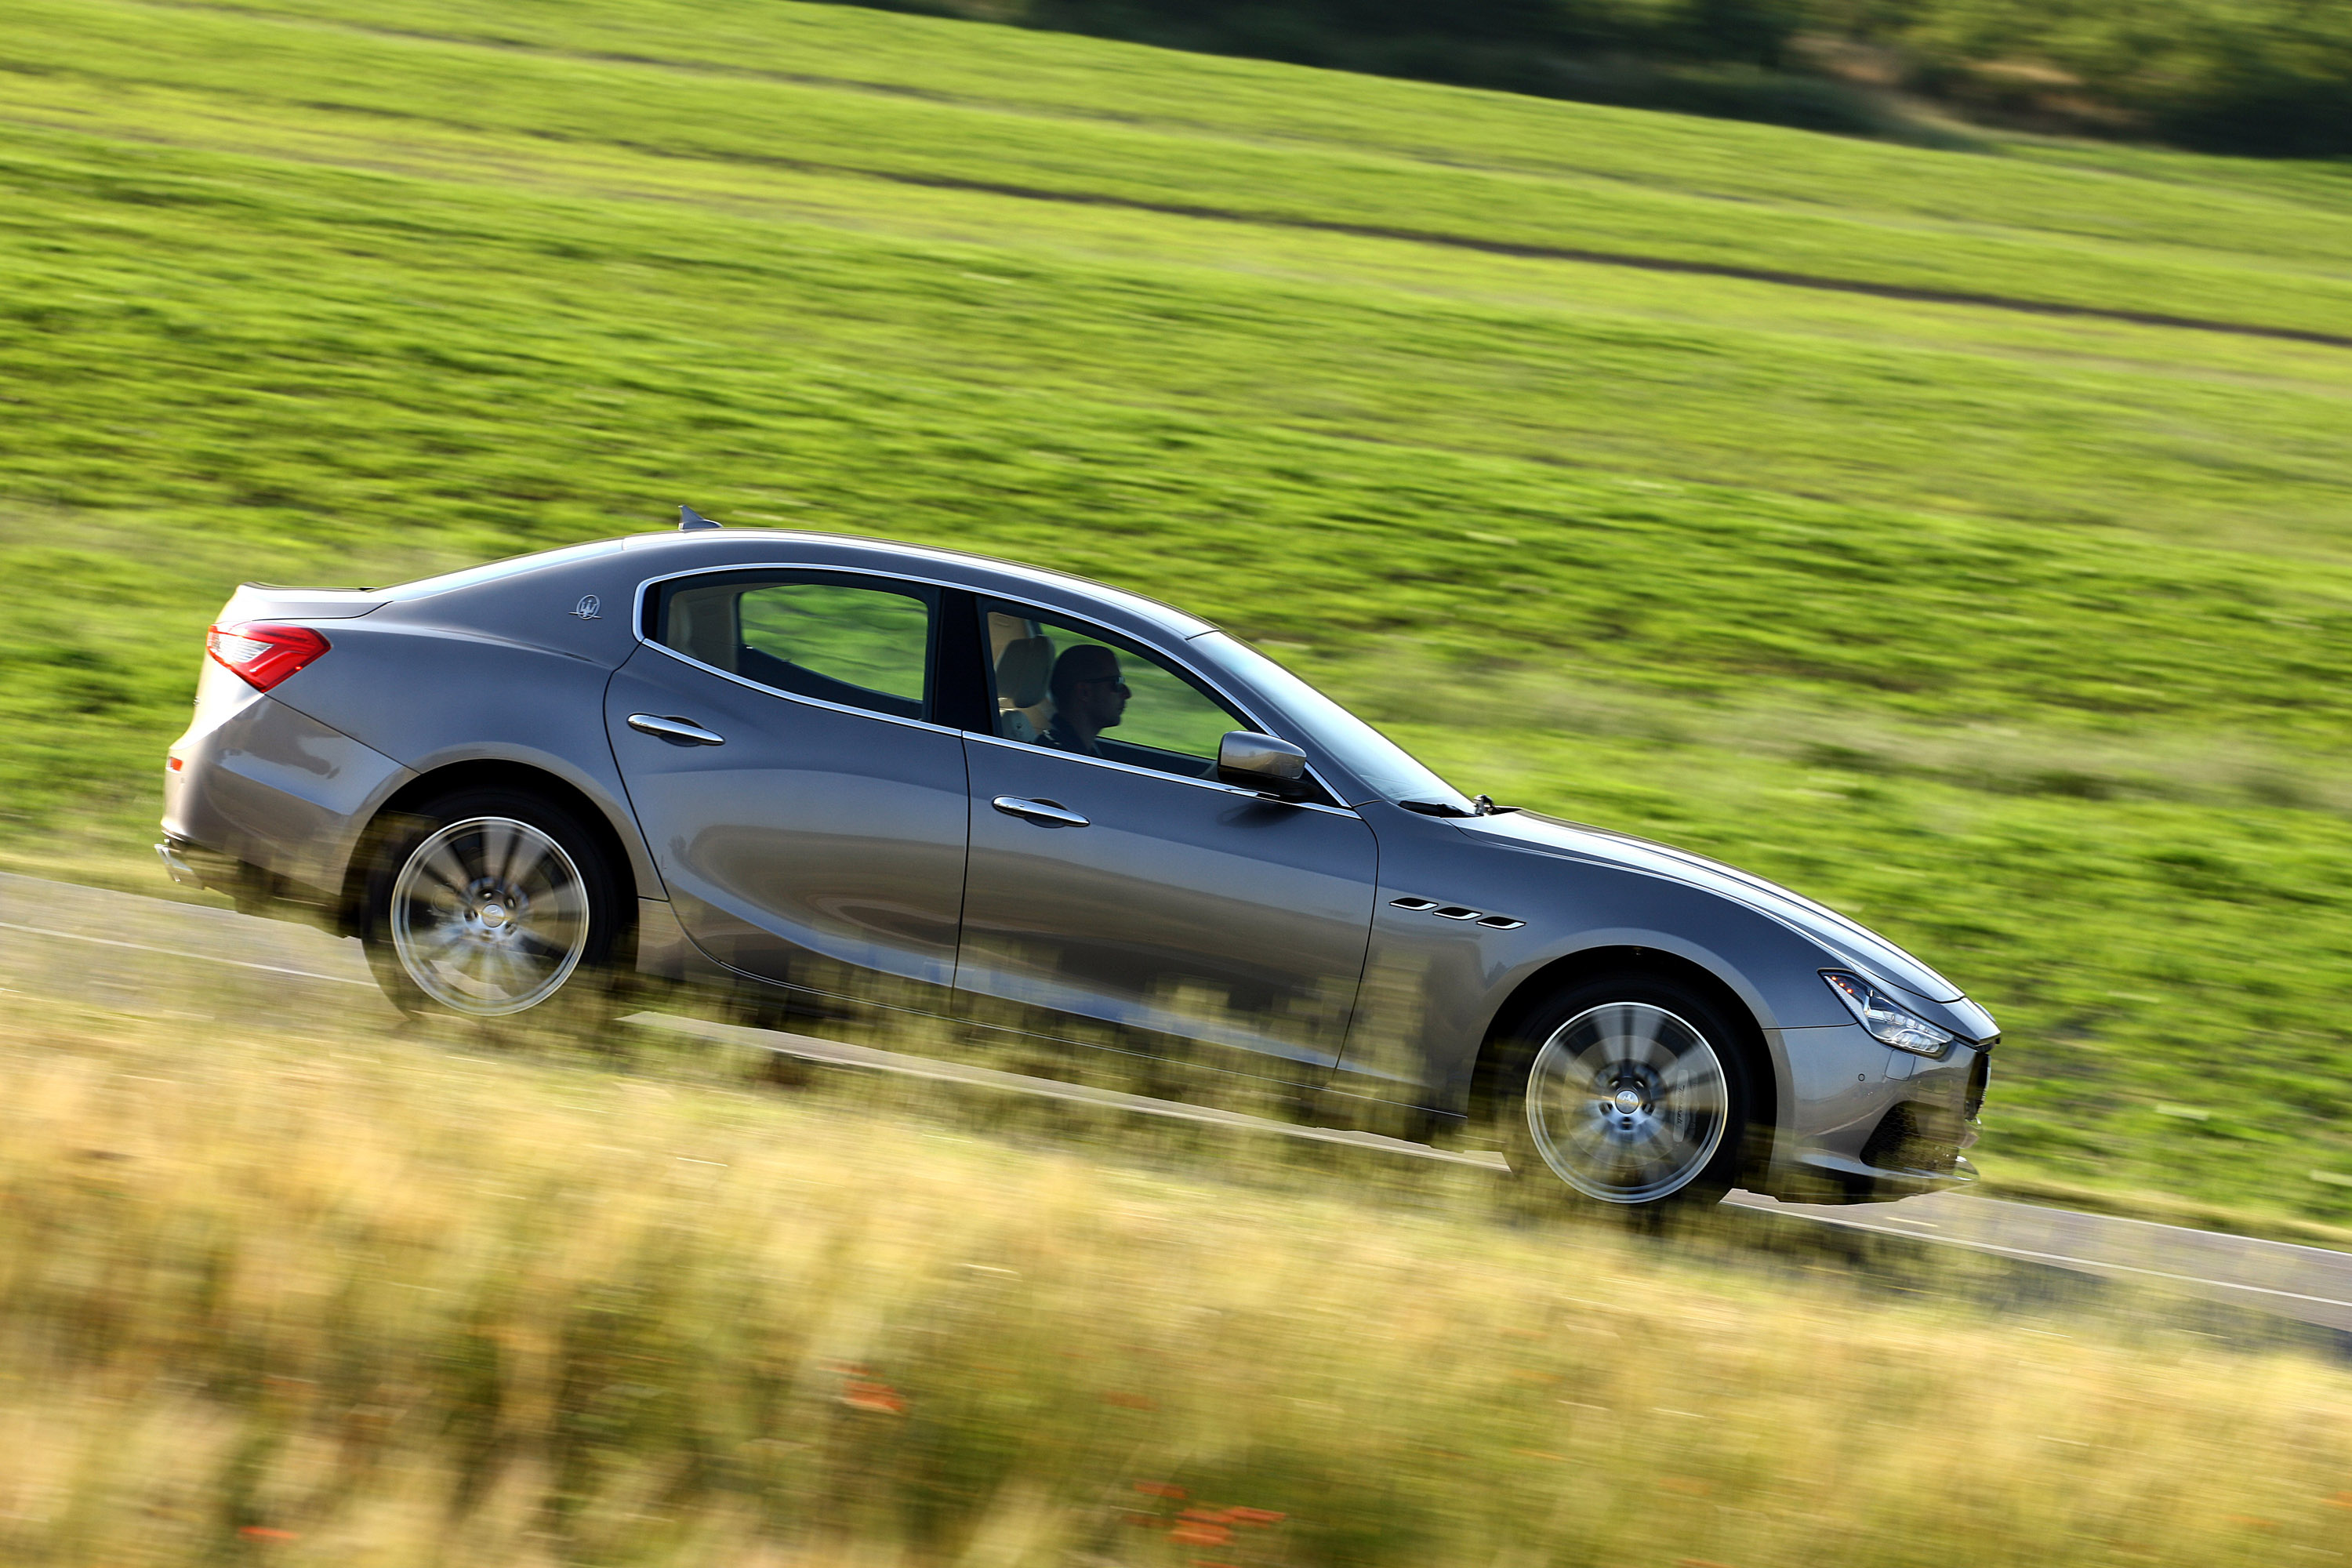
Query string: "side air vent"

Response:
xmin=1389 ymin=896 xmax=1527 ymax=931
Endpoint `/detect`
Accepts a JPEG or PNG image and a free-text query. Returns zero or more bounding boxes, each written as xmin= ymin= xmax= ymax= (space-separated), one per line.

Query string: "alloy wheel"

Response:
xmin=1523 ymin=1001 xmax=1730 ymax=1203
xmin=388 ymin=815 xmax=590 ymax=1017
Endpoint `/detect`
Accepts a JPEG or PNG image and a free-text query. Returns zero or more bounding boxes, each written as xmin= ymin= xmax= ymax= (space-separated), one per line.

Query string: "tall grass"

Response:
xmin=2 ymin=988 xmax=2349 ymax=1566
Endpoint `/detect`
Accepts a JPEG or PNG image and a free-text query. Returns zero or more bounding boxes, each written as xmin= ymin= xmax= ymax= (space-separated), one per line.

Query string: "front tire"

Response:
xmin=1500 ymin=975 xmax=1755 ymax=1210
xmin=360 ymin=789 xmax=623 ymax=1022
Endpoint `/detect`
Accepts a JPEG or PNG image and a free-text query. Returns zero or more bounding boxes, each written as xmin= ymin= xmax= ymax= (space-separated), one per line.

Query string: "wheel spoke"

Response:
xmin=411 ymin=882 xmax=466 ymax=918
xmin=1621 ymin=1011 xmax=1679 ymax=1073
xmin=1563 ymin=1040 xmax=1622 ymax=1091
xmin=483 ymin=820 xmax=525 ymax=889
xmin=485 ymin=946 xmax=536 ymax=999
xmin=416 ymin=841 xmax=472 ymax=900
xmin=1562 ymin=1113 xmax=1617 ymax=1161
xmin=509 ymin=926 xmax=569 ymax=962
xmin=414 ymin=923 xmax=470 ymax=964
xmin=503 ymin=834 xmax=556 ymax=896
xmin=1622 ymin=1119 xmax=1679 ymax=1168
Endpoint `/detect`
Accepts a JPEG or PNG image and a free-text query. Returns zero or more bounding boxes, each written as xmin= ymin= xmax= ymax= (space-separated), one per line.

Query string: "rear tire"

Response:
xmin=1498 ymin=974 xmax=1755 ymax=1212
xmin=359 ymin=788 xmax=625 ymax=1025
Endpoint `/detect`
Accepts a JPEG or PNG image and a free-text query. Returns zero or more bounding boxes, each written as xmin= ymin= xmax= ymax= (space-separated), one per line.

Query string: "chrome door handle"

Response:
xmin=626 ymin=713 xmax=726 ymax=747
xmin=992 ymin=796 xmax=1089 ymax=828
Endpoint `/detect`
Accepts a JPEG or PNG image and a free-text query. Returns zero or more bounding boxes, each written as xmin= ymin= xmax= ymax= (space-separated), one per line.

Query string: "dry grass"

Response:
xmin=2 ymin=989 xmax=2349 ymax=1567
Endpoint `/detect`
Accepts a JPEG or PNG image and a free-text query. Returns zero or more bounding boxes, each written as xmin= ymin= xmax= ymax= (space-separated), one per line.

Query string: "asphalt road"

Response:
xmin=7 ymin=868 xmax=2351 ymax=1335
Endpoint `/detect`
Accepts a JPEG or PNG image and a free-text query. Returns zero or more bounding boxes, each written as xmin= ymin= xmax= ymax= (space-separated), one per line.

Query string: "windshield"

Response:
xmin=1196 ymin=633 xmax=1476 ymax=813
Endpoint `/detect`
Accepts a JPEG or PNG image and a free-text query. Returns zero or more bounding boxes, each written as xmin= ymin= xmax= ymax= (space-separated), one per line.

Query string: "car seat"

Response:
xmin=667 ymin=586 xmax=742 ymax=673
xmin=993 ymin=636 xmax=1053 ymax=742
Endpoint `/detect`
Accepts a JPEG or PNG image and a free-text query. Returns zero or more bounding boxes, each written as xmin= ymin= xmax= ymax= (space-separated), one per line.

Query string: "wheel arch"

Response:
xmin=336 ymin=758 xmax=651 ymax=942
xmin=1466 ymin=945 xmax=1781 ymax=1178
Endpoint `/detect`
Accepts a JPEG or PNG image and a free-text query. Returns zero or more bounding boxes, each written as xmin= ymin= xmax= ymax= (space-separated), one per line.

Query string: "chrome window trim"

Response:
xmin=962 ymin=731 xmax=1361 ymax=818
xmin=638 ymin=641 xmax=970 ymax=738
xmin=631 ymin=563 xmax=959 ymax=736
xmin=631 ymin=561 xmax=1354 ymax=803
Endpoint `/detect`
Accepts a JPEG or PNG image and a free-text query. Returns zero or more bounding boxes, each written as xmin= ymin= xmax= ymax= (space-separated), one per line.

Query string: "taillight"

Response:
xmin=206 ymin=622 xmax=331 ymax=691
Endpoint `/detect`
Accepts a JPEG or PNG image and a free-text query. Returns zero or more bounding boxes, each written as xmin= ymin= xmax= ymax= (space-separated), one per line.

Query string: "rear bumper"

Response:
xmin=155 ymin=833 xmax=344 ymax=928
xmin=155 ymin=838 xmax=205 ymax=889
xmin=165 ymin=691 xmax=413 ymax=908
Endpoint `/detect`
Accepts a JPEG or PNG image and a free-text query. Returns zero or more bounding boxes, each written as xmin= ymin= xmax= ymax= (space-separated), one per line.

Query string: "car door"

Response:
xmin=954 ymin=598 xmax=1379 ymax=1079
xmin=605 ymin=568 xmax=968 ymax=1008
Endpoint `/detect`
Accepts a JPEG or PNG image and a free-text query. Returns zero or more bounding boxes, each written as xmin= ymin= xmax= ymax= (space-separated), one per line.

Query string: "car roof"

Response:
xmin=408 ymin=528 xmax=1224 ymax=644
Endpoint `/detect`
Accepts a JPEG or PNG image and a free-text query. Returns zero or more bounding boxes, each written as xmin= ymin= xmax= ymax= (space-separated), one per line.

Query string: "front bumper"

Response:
xmin=1769 ymin=1025 xmax=1992 ymax=1203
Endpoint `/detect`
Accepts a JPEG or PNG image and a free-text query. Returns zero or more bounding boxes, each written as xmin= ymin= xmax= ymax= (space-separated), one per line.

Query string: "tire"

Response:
xmin=359 ymin=787 xmax=625 ymax=1025
xmin=1498 ymin=974 xmax=1756 ymax=1212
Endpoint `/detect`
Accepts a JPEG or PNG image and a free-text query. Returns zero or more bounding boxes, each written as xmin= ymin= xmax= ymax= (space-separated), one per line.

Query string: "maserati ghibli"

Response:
xmin=161 ymin=514 xmax=1995 ymax=1210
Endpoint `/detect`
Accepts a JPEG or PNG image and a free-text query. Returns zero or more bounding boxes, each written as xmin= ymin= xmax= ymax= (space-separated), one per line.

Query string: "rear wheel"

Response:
xmin=361 ymin=789 xmax=623 ymax=1023
xmin=1500 ymin=975 xmax=1754 ymax=1210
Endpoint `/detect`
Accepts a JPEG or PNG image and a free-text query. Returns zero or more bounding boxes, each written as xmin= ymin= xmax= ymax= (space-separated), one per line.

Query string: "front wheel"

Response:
xmin=360 ymin=789 xmax=623 ymax=1022
xmin=1501 ymin=977 xmax=1755 ymax=1210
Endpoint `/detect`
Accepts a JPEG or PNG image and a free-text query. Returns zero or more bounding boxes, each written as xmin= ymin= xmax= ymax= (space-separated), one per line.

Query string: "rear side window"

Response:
xmin=654 ymin=572 xmax=934 ymax=720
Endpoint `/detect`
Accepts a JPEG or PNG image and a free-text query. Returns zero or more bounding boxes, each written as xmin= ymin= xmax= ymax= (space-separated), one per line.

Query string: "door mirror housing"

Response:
xmin=1218 ymin=731 xmax=1309 ymax=797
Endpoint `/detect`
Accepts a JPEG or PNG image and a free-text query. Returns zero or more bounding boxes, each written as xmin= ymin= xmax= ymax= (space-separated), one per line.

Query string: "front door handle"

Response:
xmin=992 ymin=796 xmax=1089 ymax=828
xmin=627 ymin=713 xmax=727 ymax=747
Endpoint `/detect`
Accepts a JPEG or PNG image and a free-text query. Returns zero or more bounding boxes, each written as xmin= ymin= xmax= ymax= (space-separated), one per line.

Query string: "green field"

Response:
xmin=3 ymin=0 xmax=2350 ymax=1226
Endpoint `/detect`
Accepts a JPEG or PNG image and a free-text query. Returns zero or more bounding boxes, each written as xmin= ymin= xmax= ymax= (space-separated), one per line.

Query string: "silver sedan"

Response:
xmin=161 ymin=517 xmax=1996 ymax=1210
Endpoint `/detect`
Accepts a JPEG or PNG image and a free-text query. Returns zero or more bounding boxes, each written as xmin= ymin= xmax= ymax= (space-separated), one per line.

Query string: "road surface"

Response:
xmin=5 ymin=868 xmax=2349 ymax=1334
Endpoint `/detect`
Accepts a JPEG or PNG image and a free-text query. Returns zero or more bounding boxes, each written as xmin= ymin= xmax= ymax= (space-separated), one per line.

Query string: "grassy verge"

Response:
xmin=4 ymin=989 xmax=2350 ymax=1566
xmin=2 ymin=0 xmax=2350 ymax=1226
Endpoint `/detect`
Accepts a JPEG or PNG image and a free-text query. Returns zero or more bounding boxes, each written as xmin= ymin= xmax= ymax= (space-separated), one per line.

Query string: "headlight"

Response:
xmin=1822 ymin=971 xmax=1955 ymax=1057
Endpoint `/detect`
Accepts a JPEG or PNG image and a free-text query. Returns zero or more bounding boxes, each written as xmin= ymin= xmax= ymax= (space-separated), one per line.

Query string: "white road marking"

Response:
xmin=633 ymin=1011 xmax=1513 ymax=1170
xmin=1777 ymin=1207 xmax=2352 ymax=1312
xmin=0 ymin=919 xmax=374 ymax=985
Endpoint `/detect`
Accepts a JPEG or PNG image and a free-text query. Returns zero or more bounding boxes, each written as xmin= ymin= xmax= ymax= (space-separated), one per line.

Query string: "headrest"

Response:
xmin=994 ymin=636 xmax=1052 ymax=709
xmin=669 ymin=589 xmax=739 ymax=673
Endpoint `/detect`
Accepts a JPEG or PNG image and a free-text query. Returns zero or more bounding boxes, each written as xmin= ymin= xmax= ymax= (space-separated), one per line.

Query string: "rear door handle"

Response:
xmin=626 ymin=713 xmax=727 ymax=747
xmin=992 ymin=796 xmax=1089 ymax=828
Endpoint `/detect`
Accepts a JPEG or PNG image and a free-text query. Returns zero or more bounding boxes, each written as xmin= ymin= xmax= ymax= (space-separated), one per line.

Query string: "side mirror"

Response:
xmin=1218 ymin=731 xmax=1309 ymax=797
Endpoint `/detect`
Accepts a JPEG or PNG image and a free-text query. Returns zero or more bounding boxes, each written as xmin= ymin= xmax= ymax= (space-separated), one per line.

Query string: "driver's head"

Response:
xmin=1049 ymin=644 xmax=1127 ymax=735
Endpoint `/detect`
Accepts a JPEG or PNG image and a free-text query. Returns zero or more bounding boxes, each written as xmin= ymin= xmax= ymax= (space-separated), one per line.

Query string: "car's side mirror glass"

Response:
xmin=1218 ymin=731 xmax=1309 ymax=797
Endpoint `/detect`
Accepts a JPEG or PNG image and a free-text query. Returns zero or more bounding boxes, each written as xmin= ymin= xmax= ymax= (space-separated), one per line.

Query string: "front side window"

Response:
xmin=655 ymin=573 xmax=933 ymax=720
xmin=982 ymin=603 xmax=1243 ymax=779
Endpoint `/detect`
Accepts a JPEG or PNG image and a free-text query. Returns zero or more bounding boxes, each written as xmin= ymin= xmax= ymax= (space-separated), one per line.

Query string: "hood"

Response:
xmin=1459 ymin=811 xmax=1965 ymax=1004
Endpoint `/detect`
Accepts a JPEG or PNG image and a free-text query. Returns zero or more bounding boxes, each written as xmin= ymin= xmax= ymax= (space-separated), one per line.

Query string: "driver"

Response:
xmin=1044 ymin=644 xmax=1128 ymax=756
